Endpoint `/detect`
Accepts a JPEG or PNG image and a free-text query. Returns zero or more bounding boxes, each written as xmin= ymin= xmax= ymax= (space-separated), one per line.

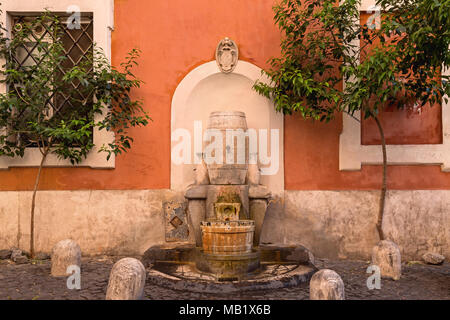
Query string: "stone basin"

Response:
xmin=198 ymin=220 xmax=258 ymax=280
xmin=142 ymin=244 xmax=317 ymax=289
xmin=195 ymin=250 xmax=260 ymax=281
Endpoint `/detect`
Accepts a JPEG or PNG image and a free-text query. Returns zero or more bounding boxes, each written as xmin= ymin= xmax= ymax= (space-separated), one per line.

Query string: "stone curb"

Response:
xmin=147 ymin=264 xmax=316 ymax=294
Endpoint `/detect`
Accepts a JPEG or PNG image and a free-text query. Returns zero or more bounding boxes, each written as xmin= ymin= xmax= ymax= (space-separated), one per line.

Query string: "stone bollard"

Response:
xmin=51 ymin=239 xmax=81 ymax=277
xmin=310 ymin=269 xmax=345 ymax=300
xmin=106 ymin=258 xmax=147 ymax=300
xmin=372 ymin=240 xmax=401 ymax=280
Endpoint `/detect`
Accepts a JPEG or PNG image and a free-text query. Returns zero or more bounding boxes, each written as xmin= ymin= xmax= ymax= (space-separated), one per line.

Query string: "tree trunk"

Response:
xmin=30 ymin=150 xmax=48 ymax=258
xmin=373 ymin=115 xmax=387 ymax=241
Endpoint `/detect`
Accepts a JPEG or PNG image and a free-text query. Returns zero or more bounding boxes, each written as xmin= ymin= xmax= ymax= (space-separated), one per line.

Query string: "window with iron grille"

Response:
xmin=0 ymin=1 xmax=114 ymax=170
xmin=10 ymin=14 xmax=94 ymax=147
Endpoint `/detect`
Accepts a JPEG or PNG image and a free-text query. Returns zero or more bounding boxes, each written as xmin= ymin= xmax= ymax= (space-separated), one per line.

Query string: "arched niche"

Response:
xmin=171 ymin=60 xmax=284 ymax=194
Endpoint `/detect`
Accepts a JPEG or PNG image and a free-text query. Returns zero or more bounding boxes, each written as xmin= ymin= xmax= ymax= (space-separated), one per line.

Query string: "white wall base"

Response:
xmin=281 ymin=190 xmax=449 ymax=260
xmin=0 ymin=190 xmax=177 ymax=255
xmin=0 ymin=189 xmax=448 ymax=260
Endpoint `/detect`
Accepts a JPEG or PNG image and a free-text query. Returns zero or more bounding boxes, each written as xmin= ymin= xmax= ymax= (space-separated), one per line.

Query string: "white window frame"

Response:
xmin=339 ymin=0 xmax=450 ymax=172
xmin=0 ymin=0 xmax=115 ymax=169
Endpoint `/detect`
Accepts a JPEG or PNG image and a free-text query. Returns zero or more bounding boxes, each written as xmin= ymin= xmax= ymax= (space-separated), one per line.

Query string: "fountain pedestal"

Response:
xmin=196 ymin=251 xmax=260 ymax=281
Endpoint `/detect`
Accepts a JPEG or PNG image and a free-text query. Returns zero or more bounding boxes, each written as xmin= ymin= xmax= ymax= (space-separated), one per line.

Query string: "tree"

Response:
xmin=0 ymin=12 xmax=151 ymax=257
xmin=254 ymin=0 xmax=449 ymax=240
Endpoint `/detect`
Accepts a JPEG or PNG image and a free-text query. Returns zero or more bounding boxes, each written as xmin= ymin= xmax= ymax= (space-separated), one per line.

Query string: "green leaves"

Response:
xmin=93 ymin=47 xmax=151 ymax=161
xmin=255 ymin=0 xmax=449 ymax=124
xmin=0 ymin=13 xmax=150 ymax=164
xmin=255 ymin=0 xmax=358 ymax=120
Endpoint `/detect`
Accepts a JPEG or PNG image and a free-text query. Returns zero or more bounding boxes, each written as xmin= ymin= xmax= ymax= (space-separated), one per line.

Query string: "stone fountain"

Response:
xmin=143 ymin=111 xmax=316 ymax=292
xmin=188 ymin=111 xmax=267 ymax=280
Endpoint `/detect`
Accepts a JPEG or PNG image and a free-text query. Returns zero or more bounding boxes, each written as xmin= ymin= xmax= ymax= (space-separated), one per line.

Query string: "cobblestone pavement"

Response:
xmin=0 ymin=257 xmax=448 ymax=300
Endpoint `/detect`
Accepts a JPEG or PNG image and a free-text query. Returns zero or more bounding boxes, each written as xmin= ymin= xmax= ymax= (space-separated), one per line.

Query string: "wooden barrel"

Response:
xmin=200 ymin=220 xmax=255 ymax=254
xmin=206 ymin=111 xmax=248 ymax=185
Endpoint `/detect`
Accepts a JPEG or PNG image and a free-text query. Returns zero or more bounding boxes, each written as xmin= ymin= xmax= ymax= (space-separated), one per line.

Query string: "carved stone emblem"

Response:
xmin=216 ymin=37 xmax=239 ymax=73
xmin=164 ymin=202 xmax=189 ymax=242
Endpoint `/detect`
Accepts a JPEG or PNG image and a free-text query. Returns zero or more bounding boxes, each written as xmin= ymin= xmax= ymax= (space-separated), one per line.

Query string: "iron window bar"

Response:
xmin=9 ymin=14 xmax=94 ymax=147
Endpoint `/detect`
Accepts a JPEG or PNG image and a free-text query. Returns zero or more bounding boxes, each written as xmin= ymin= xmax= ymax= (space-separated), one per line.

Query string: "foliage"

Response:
xmin=254 ymin=0 xmax=450 ymax=120
xmin=254 ymin=0 xmax=450 ymax=240
xmin=0 ymin=11 xmax=151 ymax=257
xmin=0 ymin=12 xmax=151 ymax=163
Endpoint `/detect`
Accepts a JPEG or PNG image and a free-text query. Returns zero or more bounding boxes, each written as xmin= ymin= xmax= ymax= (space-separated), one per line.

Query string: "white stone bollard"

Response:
xmin=106 ymin=258 xmax=147 ymax=300
xmin=310 ymin=269 xmax=345 ymax=300
xmin=372 ymin=240 xmax=401 ymax=280
xmin=51 ymin=239 xmax=81 ymax=277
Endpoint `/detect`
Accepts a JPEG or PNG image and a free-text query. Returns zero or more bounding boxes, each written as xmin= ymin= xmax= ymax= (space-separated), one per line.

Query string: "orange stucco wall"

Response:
xmin=362 ymin=105 xmax=443 ymax=145
xmin=0 ymin=0 xmax=449 ymax=191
